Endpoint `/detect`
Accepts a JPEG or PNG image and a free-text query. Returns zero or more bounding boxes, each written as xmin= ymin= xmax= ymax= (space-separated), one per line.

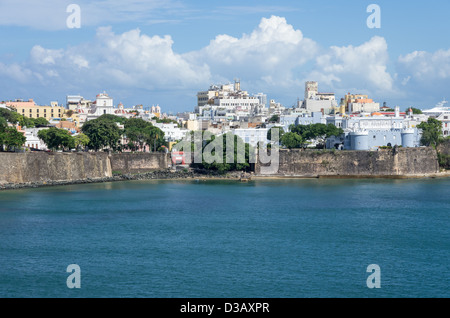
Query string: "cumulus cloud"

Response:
xmin=0 ymin=62 xmax=38 ymax=83
xmin=395 ymin=48 xmax=450 ymax=104
xmin=398 ymin=49 xmax=450 ymax=81
xmin=185 ymin=15 xmax=319 ymax=89
xmin=3 ymin=14 xmax=448 ymax=109
xmin=18 ymin=27 xmax=211 ymax=92
xmin=308 ymin=36 xmax=395 ymax=96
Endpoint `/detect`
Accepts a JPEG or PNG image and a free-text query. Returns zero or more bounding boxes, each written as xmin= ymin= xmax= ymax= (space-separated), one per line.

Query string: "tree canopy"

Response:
xmin=197 ymin=133 xmax=253 ymax=173
xmin=290 ymin=123 xmax=344 ymax=140
xmin=280 ymin=132 xmax=304 ymax=149
xmin=0 ymin=127 xmax=26 ymax=151
xmin=267 ymin=127 xmax=285 ymax=142
xmin=81 ymin=119 xmax=122 ymax=151
xmin=410 ymin=108 xmax=423 ymax=114
xmin=268 ymin=115 xmax=280 ymax=123
xmin=124 ymin=118 xmax=166 ymax=152
xmin=0 ymin=108 xmax=49 ymax=128
xmin=38 ymin=127 xmax=75 ymax=151
xmin=418 ymin=117 xmax=443 ymax=148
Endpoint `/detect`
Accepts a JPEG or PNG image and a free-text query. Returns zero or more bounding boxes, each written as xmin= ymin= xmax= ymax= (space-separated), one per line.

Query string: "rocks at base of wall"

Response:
xmin=0 ymin=169 xmax=247 ymax=191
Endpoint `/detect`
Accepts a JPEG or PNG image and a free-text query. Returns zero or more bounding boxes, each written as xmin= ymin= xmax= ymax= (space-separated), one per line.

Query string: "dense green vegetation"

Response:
xmin=174 ymin=131 xmax=254 ymax=173
xmin=199 ymin=133 xmax=253 ymax=173
xmin=81 ymin=114 xmax=166 ymax=152
xmin=266 ymin=126 xmax=285 ymax=142
xmin=418 ymin=117 xmax=443 ymax=148
xmin=280 ymin=123 xmax=344 ymax=149
xmin=0 ymin=126 xmax=26 ymax=151
xmin=0 ymin=108 xmax=49 ymax=128
xmin=38 ymin=127 xmax=75 ymax=151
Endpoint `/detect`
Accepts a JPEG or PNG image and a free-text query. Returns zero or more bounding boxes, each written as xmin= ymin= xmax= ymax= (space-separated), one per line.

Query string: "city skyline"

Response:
xmin=1 ymin=1 xmax=449 ymax=112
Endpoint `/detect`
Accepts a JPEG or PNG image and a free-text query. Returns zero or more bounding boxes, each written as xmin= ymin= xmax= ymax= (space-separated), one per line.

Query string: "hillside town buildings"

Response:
xmin=2 ymin=80 xmax=449 ymax=153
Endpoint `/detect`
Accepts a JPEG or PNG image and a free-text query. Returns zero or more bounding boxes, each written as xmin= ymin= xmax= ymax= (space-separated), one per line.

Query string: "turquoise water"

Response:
xmin=0 ymin=178 xmax=448 ymax=298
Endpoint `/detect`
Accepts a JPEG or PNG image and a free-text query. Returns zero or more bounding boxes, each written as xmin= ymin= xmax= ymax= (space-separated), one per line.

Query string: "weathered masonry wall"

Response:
xmin=0 ymin=152 xmax=170 ymax=184
xmin=0 ymin=152 xmax=112 ymax=184
xmin=255 ymin=147 xmax=440 ymax=177
xmin=109 ymin=153 xmax=169 ymax=174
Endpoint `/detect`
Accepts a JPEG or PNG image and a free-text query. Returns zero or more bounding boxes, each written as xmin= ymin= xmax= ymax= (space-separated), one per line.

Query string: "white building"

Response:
xmin=196 ymin=80 xmax=267 ymax=120
xmin=90 ymin=92 xmax=114 ymax=117
xmin=154 ymin=123 xmax=189 ymax=142
xmin=231 ymin=127 xmax=269 ymax=147
xmin=302 ymin=81 xmax=337 ymax=114
xmin=24 ymin=127 xmax=48 ymax=151
xmin=422 ymin=100 xmax=450 ymax=136
xmin=348 ymin=102 xmax=380 ymax=113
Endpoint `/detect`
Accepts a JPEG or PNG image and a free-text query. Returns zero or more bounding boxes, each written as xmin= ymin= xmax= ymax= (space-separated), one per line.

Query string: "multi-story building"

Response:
xmin=302 ymin=81 xmax=338 ymax=114
xmin=280 ymin=112 xmax=326 ymax=132
xmin=196 ymin=80 xmax=267 ymax=121
xmin=231 ymin=127 xmax=269 ymax=147
xmin=23 ymin=127 xmax=49 ymax=150
xmin=422 ymin=100 xmax=450 ymax=137
xmin=326 ymin=107 xmax=423 ymax=150
xmin=66 ymin=95 xmax=92 ymax=110
xmin=6 ymin=99 xmax=66 ymax=123
xmin=153 ymin=122 xmax=189 ymax=142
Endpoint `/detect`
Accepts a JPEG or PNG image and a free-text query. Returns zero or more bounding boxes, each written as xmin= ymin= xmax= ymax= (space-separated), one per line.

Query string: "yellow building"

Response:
xmin=7 ymin=99 xmax=80 ymax=127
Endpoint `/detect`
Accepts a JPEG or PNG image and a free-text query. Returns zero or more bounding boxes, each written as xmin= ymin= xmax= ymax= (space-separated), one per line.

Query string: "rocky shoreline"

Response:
xmin=1 ymin=168 xmax=449 ymax=191
xmin=0 ymin=169 xmax=249 ymax=191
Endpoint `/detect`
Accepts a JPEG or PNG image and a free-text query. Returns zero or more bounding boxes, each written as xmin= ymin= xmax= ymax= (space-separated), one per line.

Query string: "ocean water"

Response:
xmin=0 ymin=178 xmax=448 ymax=298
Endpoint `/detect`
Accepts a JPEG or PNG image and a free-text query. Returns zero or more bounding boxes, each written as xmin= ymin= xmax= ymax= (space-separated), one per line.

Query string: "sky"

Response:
xmin=0 ymin=0 xmax=449 ymax=113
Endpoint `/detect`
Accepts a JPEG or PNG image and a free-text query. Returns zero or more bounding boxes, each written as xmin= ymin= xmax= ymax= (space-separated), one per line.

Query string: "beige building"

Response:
xmin=6 ymin=98 xmax=80 ymax=127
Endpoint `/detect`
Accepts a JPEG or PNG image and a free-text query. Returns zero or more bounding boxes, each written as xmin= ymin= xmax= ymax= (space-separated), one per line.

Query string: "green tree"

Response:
xmin=95 ymin=114 xmax=127 ymax=124
xmin=74 ymin=133 xmax=90 ymax=151
xmin=267 ymin=127 xmax=285 ymax=142
xmin=0 ymin=127 xmax=26 ymax=151
xmin=145 ymin=125 xmax=166 ymax=152
xmin=199 ymin=133 xmax=253 ymax=173
xmin=81 ymin=120 xmax=122 ymax=151
xmin=418 ymin=117 xmax=443 ymax=148
xmin=0 ymin=116 xmax=7 ymax=132
xmin=38 ymin=128 xmax=75 ymax=151
xmin=124 ymin=118 xmax=166 ymax=152
xmin=290 ymin=123 xmax=343 ymax=141
xmin=281 ymin=132 xmax=304 ymax=149
xmin=33 ymin=117 xmax=50 ymax=127
xmin=268 ymin=115 xmax=279 ymax=123
xmin=411 ymin=107 xmax=423 ymax=114
xmin=0 ymin=108 xmax=21 ymax=124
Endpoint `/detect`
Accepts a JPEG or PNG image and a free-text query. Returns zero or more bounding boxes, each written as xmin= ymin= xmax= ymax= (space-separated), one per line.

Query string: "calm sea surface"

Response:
xmin=0 ymin=178 xmax=448 ymax=298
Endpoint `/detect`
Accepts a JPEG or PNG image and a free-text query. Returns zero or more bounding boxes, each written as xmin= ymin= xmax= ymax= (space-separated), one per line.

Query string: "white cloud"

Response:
xmin=0 ymin=62 xmax=37 ymax=83
xmin=14 ymin=27 xmax=210 ymax=93
xmin=398 ymin=49 xmax=450 ymax=80
xmin=3 ymin=14 xmax=450 ymax=110
xmin=185 ymin=15 xmax=319 ymax=89
xmin=308 ymin=36 xmax=394 ymax=96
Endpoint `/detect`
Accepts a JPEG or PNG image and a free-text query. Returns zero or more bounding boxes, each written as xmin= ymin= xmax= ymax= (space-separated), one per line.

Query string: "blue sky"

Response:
xmin=0 ymin=0 xmax=449 ymax=113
